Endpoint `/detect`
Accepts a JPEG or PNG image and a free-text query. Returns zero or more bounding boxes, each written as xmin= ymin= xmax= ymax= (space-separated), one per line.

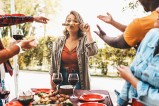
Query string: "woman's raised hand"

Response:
xmin=80 ymin=23 xmax=90 ymax=33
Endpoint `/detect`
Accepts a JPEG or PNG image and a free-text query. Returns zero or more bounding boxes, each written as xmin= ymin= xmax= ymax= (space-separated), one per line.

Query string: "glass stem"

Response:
xmin=2 ymin=99 xmax=5 ymax=106
xmin=72 ymin=86 xmax=75 ymax=97
xmin=56 ymin=85 xmax=59 ymax=91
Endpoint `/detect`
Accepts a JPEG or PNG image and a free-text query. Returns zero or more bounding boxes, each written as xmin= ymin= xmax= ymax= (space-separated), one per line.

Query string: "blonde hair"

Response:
xmin=63 ymin=10 xmax=85 ymax=38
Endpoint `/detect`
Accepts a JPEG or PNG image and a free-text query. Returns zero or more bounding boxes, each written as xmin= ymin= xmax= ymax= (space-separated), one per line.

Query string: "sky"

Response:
xmin=35 ymin=0 xmax=147 ymax=48
xmin=0 ymin=0 xmax=148 ymax=48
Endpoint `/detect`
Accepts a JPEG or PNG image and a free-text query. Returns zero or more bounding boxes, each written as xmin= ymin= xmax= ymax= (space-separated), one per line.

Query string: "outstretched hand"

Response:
xmin=94 ymin=24 xmax=107 ymax=40
xmin=20 ymin=39 xmax=38 ymax=50
xmin=33 ymin=16 xmax=49 ymax=24
xmin=97 ymin=12 xmax=113 ymax=24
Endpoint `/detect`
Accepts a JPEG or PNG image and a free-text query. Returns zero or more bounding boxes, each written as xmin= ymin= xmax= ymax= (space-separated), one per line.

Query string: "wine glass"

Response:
xmin=68 ymin=73 xmax=79 ymax=99
xmin=17 ymin=90 xmax=34 ymax=106
xmin=12 ymin=29 xmax=24 ymax=40
xmin=52 ymin=73 xmax=63 ymax=92
xmin=0 ymin=82 xmax=10 ymax=105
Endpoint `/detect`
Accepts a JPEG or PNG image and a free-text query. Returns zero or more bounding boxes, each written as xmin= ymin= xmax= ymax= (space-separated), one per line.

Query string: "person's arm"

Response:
xmin=49 ymin=41 xmax=59 ymax=90
xmin=0 ymin=44 xmax=19 ymax=64
xmin=97 ymin=12 xmax=127 ymax=32
xmin=80 ymin=23 xmax=98 ymax=56
xmin=136 ymin=81 xmax=159 ymax=105
xmin=0 ymin=14 xmax=33 ymax=27
xmin=0 ymin=39 xmax=37 ymax=64
xmin=94 ymin=25 xmax=131 ymax=49
xmin=110 ymin=19 xmax=127 ymax=32
xmin=50 ymin=75 xmax=56 ymax=90
xmin=80 ymin=23 xmax=93 ymax=43
xmin=0 ymin=14 xmax=49 ymax=27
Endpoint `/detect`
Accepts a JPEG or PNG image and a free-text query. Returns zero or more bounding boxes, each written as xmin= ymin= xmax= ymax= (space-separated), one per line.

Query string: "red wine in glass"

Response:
xmin=0 ymin=90 xmax=10 ymax=99
xmin=52 ymin=73 xmax=63 ymax=92
xmin=12 ymin=29 xmax=24 ymax=40
xmin=68 ymin=73 xmax=79 ymax=99
xmin=68 ymin=79 xmax=79 ymax=86
xmin=13 ymin=35 xmax=23 ymax=40
xmin=53 ymin=78 xmax=62 ymax=85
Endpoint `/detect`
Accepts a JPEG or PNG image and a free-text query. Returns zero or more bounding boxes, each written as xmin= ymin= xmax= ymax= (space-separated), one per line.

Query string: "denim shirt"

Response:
xmin=117 ymin=28 xmax=159 ymax=106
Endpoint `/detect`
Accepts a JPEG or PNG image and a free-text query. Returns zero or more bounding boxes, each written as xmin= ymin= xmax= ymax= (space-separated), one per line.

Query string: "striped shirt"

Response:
xmin=0 ymin=14 xmax=34 ymax=27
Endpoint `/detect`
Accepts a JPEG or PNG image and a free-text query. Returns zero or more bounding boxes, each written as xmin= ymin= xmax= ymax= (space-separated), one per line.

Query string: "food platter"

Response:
xmin=31 ymin=88 xmax=72 ymax=105
xmin=6 ymin=88 xmax=73 ymax=106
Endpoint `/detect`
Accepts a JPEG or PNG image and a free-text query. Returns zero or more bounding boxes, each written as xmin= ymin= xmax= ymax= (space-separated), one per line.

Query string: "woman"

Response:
xmin=116 ymin=7 xmax=159 ymax=106
xmin=49 ymin=10 xmax=98 ymax=90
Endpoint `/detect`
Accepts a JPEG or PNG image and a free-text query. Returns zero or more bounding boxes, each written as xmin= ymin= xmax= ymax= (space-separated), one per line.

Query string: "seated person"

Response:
xmin=116 ymin=7 xmax=159 ymax=106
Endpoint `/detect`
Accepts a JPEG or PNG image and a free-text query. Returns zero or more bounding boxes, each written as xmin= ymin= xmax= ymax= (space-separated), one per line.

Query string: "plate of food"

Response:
xmin=31 ymin=88 xmax=51 ymax=94
xmin=32 ymin=91 xmax=71 ymax=105
xmin=78 ymin=93 xmax=105 ymax=102
xmin=79 ymin=102 xmax=106 ymax=106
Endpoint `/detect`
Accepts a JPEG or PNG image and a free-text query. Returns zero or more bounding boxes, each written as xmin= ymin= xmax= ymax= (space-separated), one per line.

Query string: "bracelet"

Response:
xmin=16 ymin=43 xmax=23 ymax=53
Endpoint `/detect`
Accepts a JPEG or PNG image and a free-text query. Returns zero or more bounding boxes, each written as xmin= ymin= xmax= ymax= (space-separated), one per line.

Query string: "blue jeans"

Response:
xmin=60 ymin=68 xmax=81 ymax=89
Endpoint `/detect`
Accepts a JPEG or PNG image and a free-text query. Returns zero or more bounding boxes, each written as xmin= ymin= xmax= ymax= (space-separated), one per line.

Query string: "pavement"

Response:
xmin=5 ymin=71 xmax=125 ymax=105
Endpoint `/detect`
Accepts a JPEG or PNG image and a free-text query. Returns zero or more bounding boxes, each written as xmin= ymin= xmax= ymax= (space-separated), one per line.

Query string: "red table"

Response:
xmin=6 ymin=89 xmax=114 ymax=106
xmin=72 ymin=90 xmax=114 ymax=106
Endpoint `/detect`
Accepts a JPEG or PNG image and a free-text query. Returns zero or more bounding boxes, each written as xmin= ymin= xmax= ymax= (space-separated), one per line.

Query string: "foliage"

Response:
xmin=0 ymin=0 xmax=138 ymax=74
xmin=89 ymin=44 xmax=136 ymax=75
xmin=122 ymin=0 xmax=139 ymax=11
xmin=1 ymin=36 xmax=136 ymax=74
xmin=18 ymin=35 xmax=56 ymax=69
xmin=1 ymin=36 xmax=56 ymax=70
xmin=0 ymin=0 xmax=60 ymax=37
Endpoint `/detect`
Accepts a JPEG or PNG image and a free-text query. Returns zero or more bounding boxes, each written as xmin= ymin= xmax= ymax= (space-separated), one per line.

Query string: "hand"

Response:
xmin=51 ymin=85 xmax=56 ymax=90
xmin=94 ymin=24 xmax=107 ymax=40
xmin=33 ymin=16 xmax=49 ymax=24
xmin=116 ymin=65 xmax=134 ymax=82
xmin=116 ymin=65 xmax=139 ymax=89
xmin=51 ymin=82 xmax=56 ymax=90
xmin=19 ymin=39 xmax=37 ymax=50
xmin=97 ymin=12 xmax=113 ymax=24
xmin=9 ymin=40 xmax=20 ymax=47
xmin=80 ymin=23 xmax=90 ymax=33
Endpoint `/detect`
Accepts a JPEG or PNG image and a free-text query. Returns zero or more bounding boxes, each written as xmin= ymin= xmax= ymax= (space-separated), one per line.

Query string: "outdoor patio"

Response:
xmin=5 ymin=70 xmax=125 ymax=105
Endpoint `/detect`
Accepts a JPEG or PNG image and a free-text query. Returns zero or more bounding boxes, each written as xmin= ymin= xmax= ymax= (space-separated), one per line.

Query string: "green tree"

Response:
xmin=18 ymin=35 xmax=56 ymax=70
xmin=89 ymin=44 xmax=136 ymax=76
xmin=0 ymin=0 xmax=60 ymax=37
xmin=122 ymin=0 xmax=139 ymax=11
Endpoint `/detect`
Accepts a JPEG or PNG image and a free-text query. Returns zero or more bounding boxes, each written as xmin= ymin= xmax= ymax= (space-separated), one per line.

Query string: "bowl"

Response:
xmin=59 ymin=85 xmax=73 ymax=95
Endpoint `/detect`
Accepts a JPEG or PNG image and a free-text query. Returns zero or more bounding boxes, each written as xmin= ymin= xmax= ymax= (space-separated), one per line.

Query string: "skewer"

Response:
xmin=62 ymin=23 xmax=70 ymax=26
xmin=62 ymin=23 xmax=80 ymax=26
